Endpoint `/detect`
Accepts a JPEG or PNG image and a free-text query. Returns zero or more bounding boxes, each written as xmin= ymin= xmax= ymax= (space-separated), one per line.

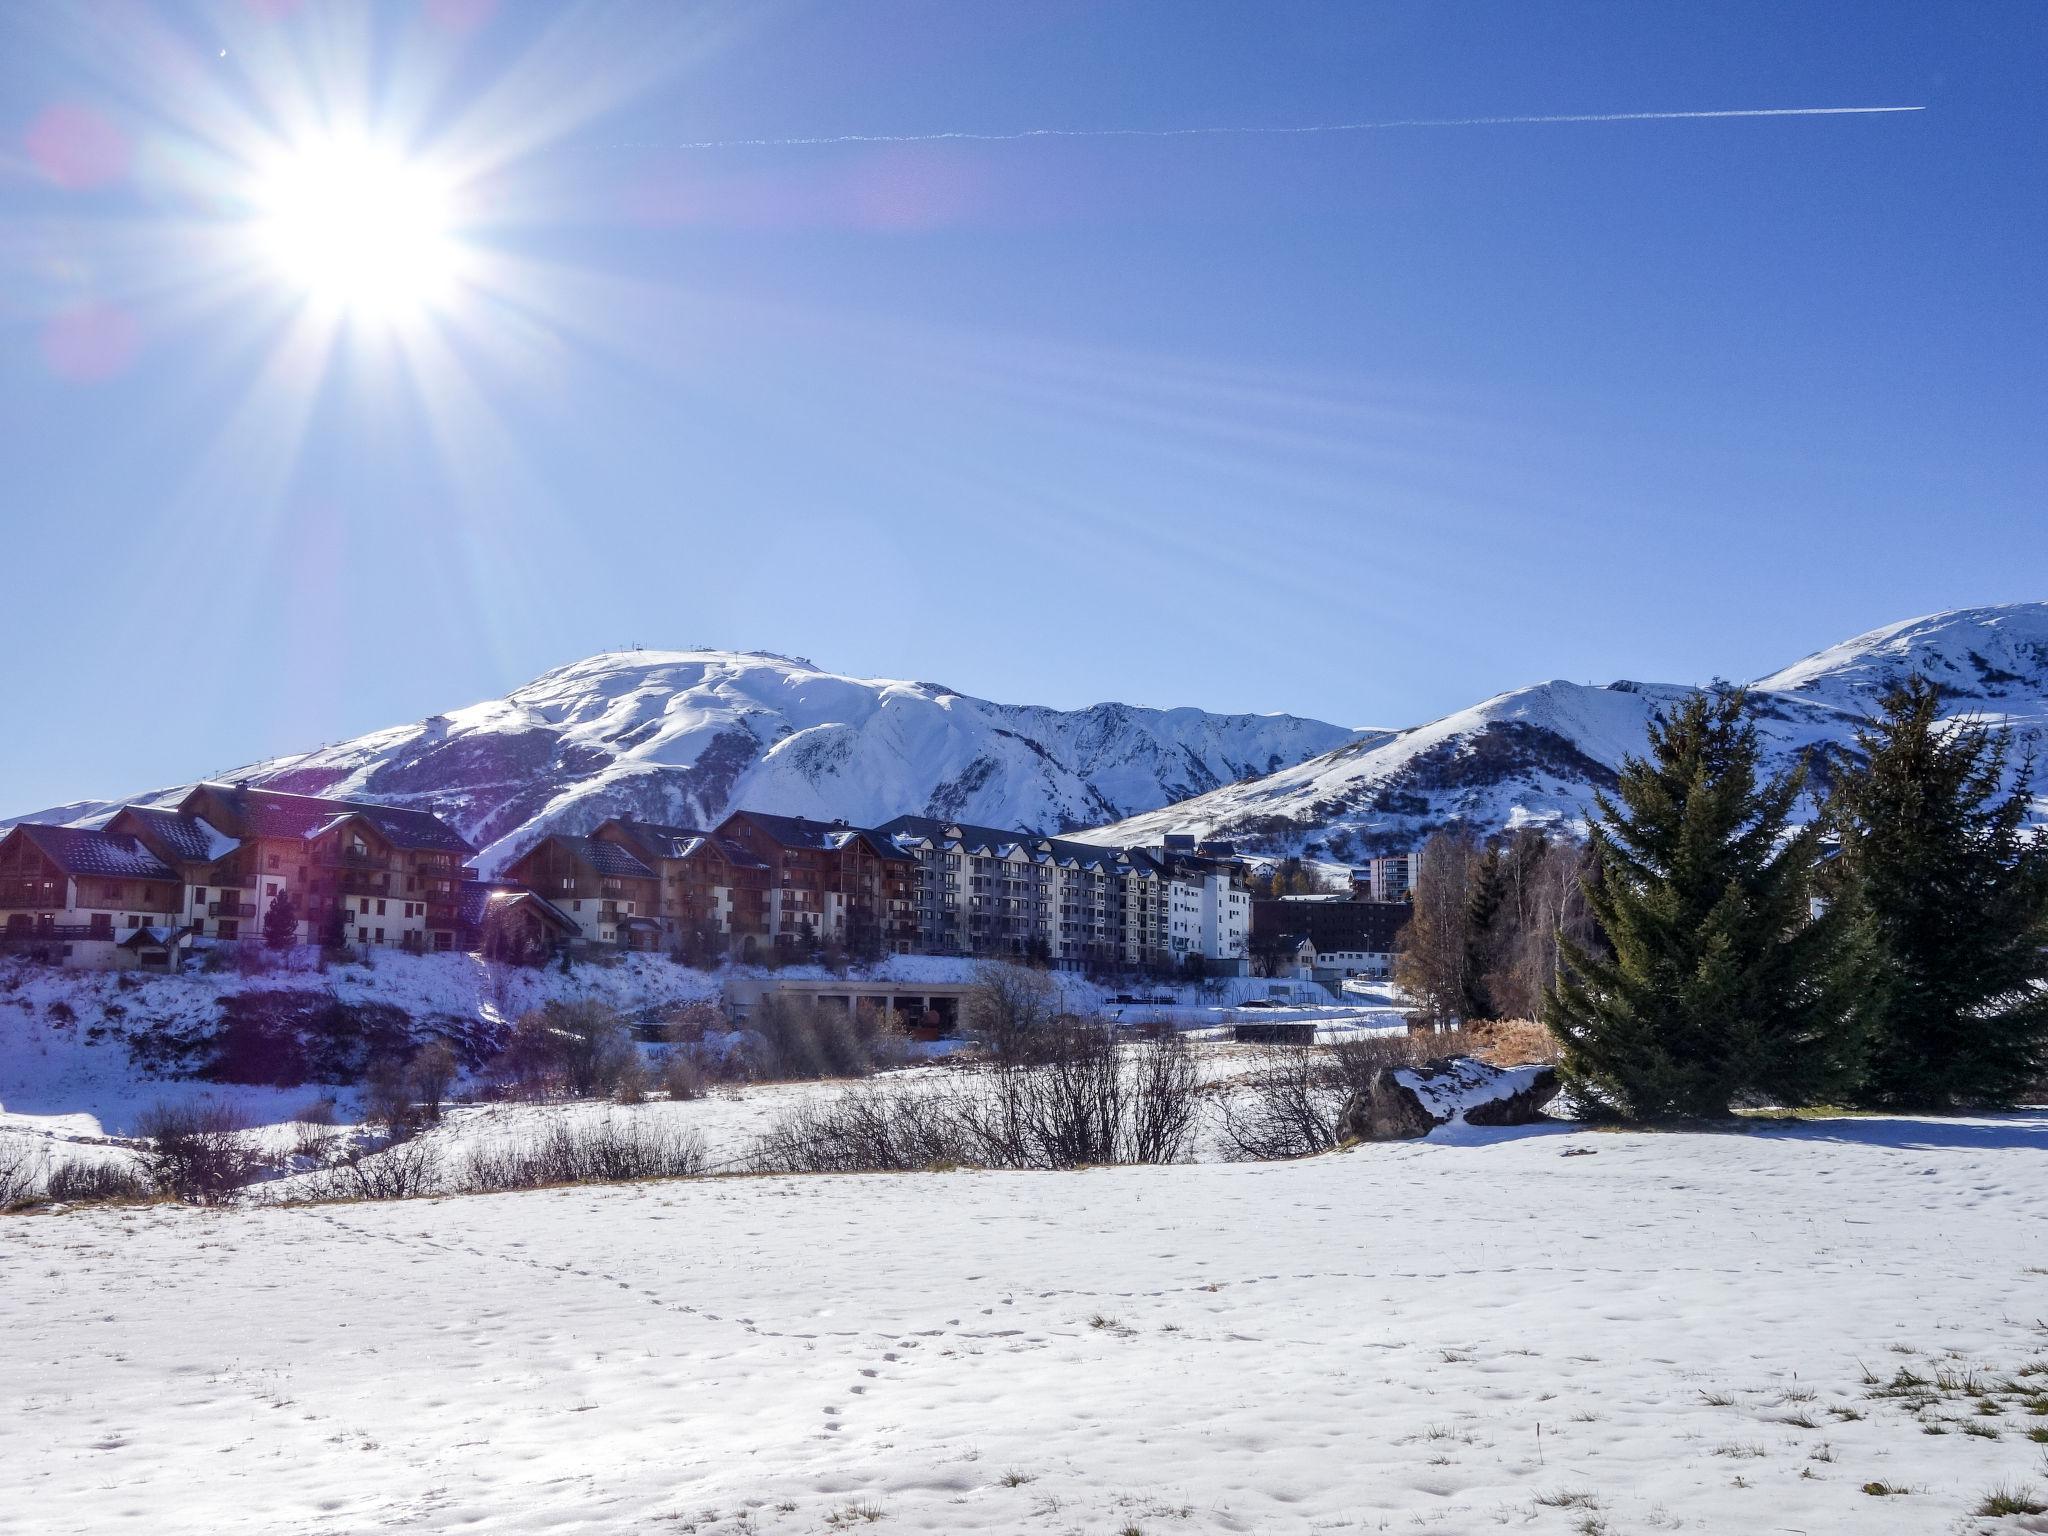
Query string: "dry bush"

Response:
xmin=46 ymin=1159 xmax=153 ymax=1205
xmin=1465 ymin=1018 xmax=1563 ymax=1066
xmin=1222 ymin=1029 xmax=1499 ymax=1161
xmin=458 ymin=1118 xmax=708 ymax=1193
xmin=311 ymin=1138 xmax=445 ymax=1202
xmin=737 ymin=996 xmax=909 ymax=1081
xmin=406 ymin=1041 xmax=460 ymax=1121
xmin=660 ymin=1050 xmax=706 ymax=1101
xmin=749 ymin=1088 xmax=968 ymax=1173
xmin=134 ymin=1100 xmax=258 ymax=1205
xmin=747 ymin=1028 xmax=1200 ymax=1174
xmin=0 ymin=1141 xmax=47 ymax=1209
xmin=491 ymin=1001 xmax=640 ymax=1100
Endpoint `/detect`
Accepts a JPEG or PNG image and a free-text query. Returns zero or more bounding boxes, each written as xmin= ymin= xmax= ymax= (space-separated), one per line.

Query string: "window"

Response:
xmin=375 ymin=928 xmax=385 ymax=942
xmin=268 ymin=854 xmax=280 ymax=871
xmin=358 ymin=928 xmax=369 ymax=944
xmin=376 ymin=899 xmax=386 ymax=916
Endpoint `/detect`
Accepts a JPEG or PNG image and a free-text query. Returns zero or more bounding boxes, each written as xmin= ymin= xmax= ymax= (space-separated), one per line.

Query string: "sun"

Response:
xmin=250 ymin=136 xmax=464 ymax=321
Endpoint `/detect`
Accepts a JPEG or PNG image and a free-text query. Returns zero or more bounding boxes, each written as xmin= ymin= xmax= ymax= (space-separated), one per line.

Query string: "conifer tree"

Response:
xmin=1546 ymin=686 xmax=1854 ymax=1119
xmin=262 ymin=890 xmax=298 ymax=950
xmin=1461 ymin=846 xmax=1506 ymax=1020
xmin=1831 ymin=675 xmax=2048 ymax=1108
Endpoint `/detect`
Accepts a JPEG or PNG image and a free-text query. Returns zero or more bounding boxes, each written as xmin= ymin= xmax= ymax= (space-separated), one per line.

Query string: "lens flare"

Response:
xmin=250 ymin=136 xmax=463 ymax=320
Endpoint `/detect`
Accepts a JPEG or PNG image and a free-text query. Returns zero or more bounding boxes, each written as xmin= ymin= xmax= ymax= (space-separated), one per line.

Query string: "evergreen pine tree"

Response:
xmin=1831 ymin=674 xmax=2048 ymax=1108
xmin=262 ymin=890 xmax=298 ymax=950
xmin=1461 ymin=846 xmax=1506 ymax=1020
xmin=1545 ymin=686 xmax=1854 ymax=1119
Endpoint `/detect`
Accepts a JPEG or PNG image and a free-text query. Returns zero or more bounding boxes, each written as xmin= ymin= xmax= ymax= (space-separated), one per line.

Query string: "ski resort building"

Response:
xmin=0 ymin=784 xmax=476 ymax=966
xmin=499 ymin=834 xmax=663 ymax=950
xmin=589 ymin=818 xmax=771 ymax=954
xmin=870 ymin=816 xmax=1251 ymax=972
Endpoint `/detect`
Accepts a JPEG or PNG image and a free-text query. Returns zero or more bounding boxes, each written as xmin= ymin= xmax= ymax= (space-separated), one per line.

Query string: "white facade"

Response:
xmin=1366 ymin=851 xmax=1420 ymax=903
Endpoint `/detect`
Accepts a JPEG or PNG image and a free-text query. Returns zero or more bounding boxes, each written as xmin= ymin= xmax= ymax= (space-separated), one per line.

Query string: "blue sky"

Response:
xmin=2 ymin=0 xmax=2042 ymax=816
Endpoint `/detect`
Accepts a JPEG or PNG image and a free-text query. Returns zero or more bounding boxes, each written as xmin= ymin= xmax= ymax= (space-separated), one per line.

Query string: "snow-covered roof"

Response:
xmin=10 ymin=824 xmax=179 ymax=881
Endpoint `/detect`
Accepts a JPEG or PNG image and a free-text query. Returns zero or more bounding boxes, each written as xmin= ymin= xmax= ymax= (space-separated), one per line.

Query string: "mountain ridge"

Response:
xmin=1080 ymin=602 xmax=2048 ymax=859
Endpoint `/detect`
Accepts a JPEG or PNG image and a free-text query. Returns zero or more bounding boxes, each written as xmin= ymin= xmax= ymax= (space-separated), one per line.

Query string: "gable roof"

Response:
xmin=182 ymin=783 xmax=474 ymax=855
xmin=721 ymin=810 xmax=915 ymax=861
xmin=109 ymin=806 xmax=240 ymax=866
xmin=456 ymin=880 xmax=581 ymax=935
xmin=599 ymin=818 xmax=769 ymax=870
xmin=11 ymin=824 xmax=178 ymax=881
xmin=542 ymin=834 xmax=657 ymax=880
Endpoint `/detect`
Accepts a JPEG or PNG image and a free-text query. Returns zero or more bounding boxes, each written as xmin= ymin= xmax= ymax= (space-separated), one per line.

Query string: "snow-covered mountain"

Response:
xmin=1081 ymin=604 xmax=2048 ymax=861
xmin=13 ymin=651 xmax=1356 ymax=874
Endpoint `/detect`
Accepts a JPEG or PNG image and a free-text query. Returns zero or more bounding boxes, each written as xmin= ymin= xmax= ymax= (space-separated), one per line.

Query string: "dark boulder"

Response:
xmin=1334 ymin=1069 xmax=1438 ymax=1142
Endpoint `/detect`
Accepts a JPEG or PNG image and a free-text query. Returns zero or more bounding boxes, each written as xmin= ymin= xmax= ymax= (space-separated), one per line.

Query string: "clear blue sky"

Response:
xmin=2 ymin=1 xmax=2042 ymax=816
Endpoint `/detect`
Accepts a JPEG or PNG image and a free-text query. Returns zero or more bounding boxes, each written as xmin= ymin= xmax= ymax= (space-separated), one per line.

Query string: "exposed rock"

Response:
xmin=1336 ymin=1058 xmax=1561 ymax=1143
xmin=1462 ymin=1065 xmax=1561 ymax=1126
xmin=1334 ymin=1070 xmax=1438 ymax=1142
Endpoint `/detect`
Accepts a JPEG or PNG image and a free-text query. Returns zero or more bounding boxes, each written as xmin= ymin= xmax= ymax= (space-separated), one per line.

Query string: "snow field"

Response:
xmin=4 ymin=1114 xmax=2046 ymax=1535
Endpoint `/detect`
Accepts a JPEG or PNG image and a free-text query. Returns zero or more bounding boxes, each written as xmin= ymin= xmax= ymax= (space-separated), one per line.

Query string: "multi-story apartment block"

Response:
xmin=871 ymin=817 xmax=1248 ymax=972
xmin=0 ymin=823 xmax=191 ymax=968
xmin=1156 ymin=836 xmax=1253 ymax=969
xmin=590 ymin=818 xmax=771 ymax=955
xmin=166 ymin=784 xmax=477 ymax=951
xmin=714 ymin=812 xmax=917 ymax=956
xmin=0 ymin=783 xmax=476 ymax=966
xmin=1357 ymin=850 xmax=1421 ymax=903
xmin=499 ymin=834 xmax=663 ymax=949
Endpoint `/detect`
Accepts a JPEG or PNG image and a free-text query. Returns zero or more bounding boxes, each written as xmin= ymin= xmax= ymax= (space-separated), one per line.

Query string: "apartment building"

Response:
xmin=499 ymin=834 xmax=663 ymax=949
xmin=714 ymin=811 xmax=917 ymax=956
xmin=589 ymin=818 xmax=771 ymax=954
xmin=0 ymin=823 xmax=191 ymax=968
xmin=1355 ymin=850 xmax=1421 ymax=903
xmin=0 ymin=783 xmax=476 ymax=966
xmin=166 ymin=784 xmax=477 ymax=951
xmin=1251 ymin=893 xmax=1411 ymax=980
xmin=1156 ymin=836 xmax=1253 ymax=970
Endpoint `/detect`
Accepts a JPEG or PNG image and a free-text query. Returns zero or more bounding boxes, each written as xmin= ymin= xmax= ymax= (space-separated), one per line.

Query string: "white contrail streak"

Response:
xmin=653 ymin=105 xmax=1922 ymax=151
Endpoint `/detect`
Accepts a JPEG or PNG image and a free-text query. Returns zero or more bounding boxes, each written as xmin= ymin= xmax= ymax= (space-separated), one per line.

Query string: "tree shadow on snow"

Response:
xmin=1743 ymin=1109 xmax=2048 ymax=1154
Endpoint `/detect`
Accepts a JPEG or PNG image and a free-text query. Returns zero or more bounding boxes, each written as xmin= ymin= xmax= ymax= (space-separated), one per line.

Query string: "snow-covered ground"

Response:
xmin=4 ymin=1113 xmax=2046 ymax=1535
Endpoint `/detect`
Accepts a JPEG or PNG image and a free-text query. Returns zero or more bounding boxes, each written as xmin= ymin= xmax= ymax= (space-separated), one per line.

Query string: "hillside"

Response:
xmin=1085 ymin=603 xmax=2048 ymax=860
xmin=9 ymin=651 xmax=1355 ymax=873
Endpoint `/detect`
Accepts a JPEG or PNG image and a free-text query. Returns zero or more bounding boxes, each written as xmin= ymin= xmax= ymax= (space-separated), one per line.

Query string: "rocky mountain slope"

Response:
xmin=1083 ymin=603 xmax=2048 ymax=861
xmin=14 ymin=651 xmax=1356 ymax=873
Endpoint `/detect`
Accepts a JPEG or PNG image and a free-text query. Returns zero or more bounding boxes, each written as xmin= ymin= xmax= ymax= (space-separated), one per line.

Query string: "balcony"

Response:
xmin=210 ymin=901 xmax=257 ymax=919
xmin=0 ymin=885 xmax=61 ymax=910
xmin=316 ymin=849 xmax=391 ymax=873
xmin=338 ymin=873 xmax=393 ymax=899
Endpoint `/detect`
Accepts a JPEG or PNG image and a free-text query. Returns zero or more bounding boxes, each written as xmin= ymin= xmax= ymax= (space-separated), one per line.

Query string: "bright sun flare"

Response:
xmin=251 ymin=137 xmax=461 ymax=319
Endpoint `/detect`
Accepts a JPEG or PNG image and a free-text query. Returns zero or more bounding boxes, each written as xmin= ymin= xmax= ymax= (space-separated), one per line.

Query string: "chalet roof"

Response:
xmin=114 ymin=807 xmax=240 ymax=866
xmin=603 ymin=818 xmax=769 ymax=870
xmin=872 ymin=813 xmax=1045 ymax=854
xmin=185 ymin=784 xmax=474 ymax=855
xmin=14 ymin=824 xmax=179 ymax=881
xmin=456 ymin=880 xmax=581 ymax=935
xmin=723 ymin=811 xmax=915 ymax=862
xmin=550 ymin=835 xmax=657 ymax=880
xmin=117 ymin=925 xmax=187 ymax=948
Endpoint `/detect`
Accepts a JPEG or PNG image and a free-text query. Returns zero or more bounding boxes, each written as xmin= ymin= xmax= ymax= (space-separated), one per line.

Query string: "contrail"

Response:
xmin=653 ymin=105 xmax=1922 ymax=151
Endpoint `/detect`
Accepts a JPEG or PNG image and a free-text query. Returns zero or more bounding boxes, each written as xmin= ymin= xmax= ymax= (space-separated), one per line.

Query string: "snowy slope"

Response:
xmin=9 ymin=650 xmax=1354 ymax=873
xmin=1085 ymin=602 xmax=2048 ymax=860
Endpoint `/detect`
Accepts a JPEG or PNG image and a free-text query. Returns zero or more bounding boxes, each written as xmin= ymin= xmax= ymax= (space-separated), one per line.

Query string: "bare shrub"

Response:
xmin=739 ymin=996 xmax=908 ymax=1081
xmin=406 ymin=1041 xmax=460 ymax=1121
xmin=47 ymin=1158 xmax=154 ymax=1205
xmin=1219 ymin=1046 xmax=1349 ymax=1160
xmin=1466 ymin=1018 xmax=1562 ymax=1066
xmin=966 ymin=964 xmax=1060 ymax=1064
xmin=492 ymin=1001 xmax=639 ymax=1100
xmin=749 ymin=1088 xmax=970 ymax=1173
xmin=747 ymin=1025 xmax=1199 ymax=1174
xmin=611 ymin=1053 xmax=648 ymax=1104
xmin=1220 ymin=1030 xmax=1497 ymax=1160
xmin=458 ymin=1117 xmax=708 ymax=1193
xmin=0 ymin=1141 xmax=48 ymax=1209
xmin=134 ymin=1100 xmax=258 ymax=1205
xmin=660 ymin=1050 xmax=706 ymax=1101
xmin=313 ymin=1138 xmax=445 ymax=1202
xmin=362 ymin=1055 xmax=419 ymax=1137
